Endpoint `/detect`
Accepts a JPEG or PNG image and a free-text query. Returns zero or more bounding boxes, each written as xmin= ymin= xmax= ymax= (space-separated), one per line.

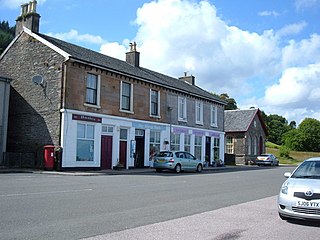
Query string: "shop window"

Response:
xmin=184 ymin=134 xmax=191 ymax=152
xmin=214 ymin=138 xmax=220 ymax=161
xmin=150 ymin=130 xmax=161 ymax=157
xmin=76 ymin=123 xmax=94 ymax=161
xmin=171 ymin=133 xmax=180 ymax=151
xmin=194 ymin=136 xmax=202 ymax=160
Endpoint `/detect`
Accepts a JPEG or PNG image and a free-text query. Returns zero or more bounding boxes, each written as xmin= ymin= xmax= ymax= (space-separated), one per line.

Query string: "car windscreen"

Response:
xmin=292 ymin=161 xmax=320 ymax=179
xmin=157 ymin=152 xmax=173 ymax=157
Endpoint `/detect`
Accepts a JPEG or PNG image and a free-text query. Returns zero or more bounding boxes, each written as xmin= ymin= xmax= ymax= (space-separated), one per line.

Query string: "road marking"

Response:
xmin=0 ymin=188 xmax=93 ymax=197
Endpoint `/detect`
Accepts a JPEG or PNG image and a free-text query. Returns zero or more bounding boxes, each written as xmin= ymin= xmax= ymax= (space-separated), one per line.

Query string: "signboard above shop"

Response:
xmin=72 ymin=114 xmax=102 ymax=123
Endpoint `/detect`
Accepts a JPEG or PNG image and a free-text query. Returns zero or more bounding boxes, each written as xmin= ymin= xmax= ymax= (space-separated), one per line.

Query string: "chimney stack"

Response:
xmin=15 ymin=0 xmax=41 ymax=36
xmin=125 ymin=42 xmax=140 ymax=67
xmin=179 ymin=72 xmax=195 ymax=85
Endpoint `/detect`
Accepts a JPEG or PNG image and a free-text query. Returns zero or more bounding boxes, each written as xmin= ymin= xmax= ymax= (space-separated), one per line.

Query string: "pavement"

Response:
xmin=0 ymin=165 xmax=235 ymax=176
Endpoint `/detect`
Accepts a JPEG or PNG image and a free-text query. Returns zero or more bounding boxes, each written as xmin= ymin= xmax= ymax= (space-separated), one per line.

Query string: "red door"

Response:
xmin=101 ymin=136 xmax=113 ymax=170
xmin=119 ymin=141 xmax=127 ymax=168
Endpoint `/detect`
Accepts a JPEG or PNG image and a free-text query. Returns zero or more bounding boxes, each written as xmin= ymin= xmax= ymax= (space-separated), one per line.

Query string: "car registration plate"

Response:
xmin=297 ymin=201 xmax=320 ymax=208
xmin=157 ymin=159 xmax=166 ymax=163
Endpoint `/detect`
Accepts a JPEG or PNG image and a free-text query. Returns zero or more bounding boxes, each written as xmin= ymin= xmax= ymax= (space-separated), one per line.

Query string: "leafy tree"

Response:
xmin=265 ymin=114 xmax=290 ymax=145
xmin=283 ymin=118 xmax=320 ymax=152
xmin=219 ymin=93 xmax=238 ymax=110
xmin=0 ymin=20 xmax=15 ymax=55
xmin=297 ymin=118 xmax=320 ymax=152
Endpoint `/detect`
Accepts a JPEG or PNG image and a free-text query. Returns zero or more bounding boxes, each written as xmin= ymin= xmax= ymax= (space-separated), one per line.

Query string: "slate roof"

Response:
xmin=37 ymin=33 xmax=226 ymax=105
xmin=224 ymin=109 xmax=259 ymax=132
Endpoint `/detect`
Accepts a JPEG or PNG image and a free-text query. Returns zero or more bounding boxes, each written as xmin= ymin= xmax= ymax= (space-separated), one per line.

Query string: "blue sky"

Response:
xmin=1 ymin=0 xmax=320 ymax=124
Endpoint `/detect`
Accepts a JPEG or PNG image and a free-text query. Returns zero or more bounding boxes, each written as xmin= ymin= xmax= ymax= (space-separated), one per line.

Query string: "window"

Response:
xmin=120 ymin=128 xmax=128 ymax=140
xmin=211 ymin=105 xmax=217 ymax=127
xmin=226 ymin=136 xmax=233 ymax=154
xmin=178 ymin=97 xmax=187 ymax=121
xmin=195 ymin=101 xmax=203 ymax=124
xmin=150 ymin=131 xmax=161 ymax=156
xmin=150 ymin=89 xmax=160 ymax=116
xmin=102 ymin=125 xmax=114 ymax=135
xmin=184 ymin=134 xmax=191 ymax=152
xmin=86 ymin=73 xmax=99 ymax=105
xmin=171 ymin=133 xmax=180 ymax=151
xmin=76 ymin=123 xmax=94 ymax=161
xmin=248 ymin=136 xmax=252 ymax=155
xmin=214 ymin=138 xmax=220 ymax=161
xmin=253 ymin=136 xmax=257 ymax=155
xmin=121 ymin=82 xmax=132 ymax=111
xmin=194 ymin=136 xmax=202 ymax=160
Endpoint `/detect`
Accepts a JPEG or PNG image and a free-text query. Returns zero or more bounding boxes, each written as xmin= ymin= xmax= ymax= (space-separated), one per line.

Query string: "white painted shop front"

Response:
xmin=60 ymin=109 xmax=224 ymax=169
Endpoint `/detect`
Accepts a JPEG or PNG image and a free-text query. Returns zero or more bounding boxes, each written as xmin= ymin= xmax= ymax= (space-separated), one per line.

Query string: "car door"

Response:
xmin=185 ymin=152 xmax=197 ymax=170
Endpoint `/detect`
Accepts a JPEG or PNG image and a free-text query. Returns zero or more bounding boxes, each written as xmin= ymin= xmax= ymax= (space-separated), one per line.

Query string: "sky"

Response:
xmin=1 ymin=0 xmax=320 ymax=125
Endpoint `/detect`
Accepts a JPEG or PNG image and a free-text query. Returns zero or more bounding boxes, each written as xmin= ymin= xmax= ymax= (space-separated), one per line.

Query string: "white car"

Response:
xmin=278 ymin=157 xmax=320 ymax=221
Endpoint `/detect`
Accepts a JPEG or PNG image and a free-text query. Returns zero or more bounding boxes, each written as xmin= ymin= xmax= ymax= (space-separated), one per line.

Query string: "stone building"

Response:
xmin=224 ymin=108 xmax=267 ymax=165
xmin=0 ymin=71 xmax=11 ymax=165
xmin=0 ymin=1 xmax=226 ymax=169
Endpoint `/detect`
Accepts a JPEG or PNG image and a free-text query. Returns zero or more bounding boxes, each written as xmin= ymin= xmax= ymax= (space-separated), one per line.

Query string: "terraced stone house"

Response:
xmin=0 ymin=1 xmax=226 ymax=170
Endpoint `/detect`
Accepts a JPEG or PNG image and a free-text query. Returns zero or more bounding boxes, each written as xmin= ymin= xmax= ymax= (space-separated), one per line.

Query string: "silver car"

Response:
xmin=256 ymin=154 xmax=279 ymax=166
xmin=154 ymin=151 xmax=203 ymax=173
xmin=278 ymin=157 xmax=320 ymax=221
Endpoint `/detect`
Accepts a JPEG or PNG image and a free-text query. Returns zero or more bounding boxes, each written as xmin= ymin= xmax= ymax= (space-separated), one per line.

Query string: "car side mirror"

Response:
xmin=284 ymin=172 xmax=291 ymax=178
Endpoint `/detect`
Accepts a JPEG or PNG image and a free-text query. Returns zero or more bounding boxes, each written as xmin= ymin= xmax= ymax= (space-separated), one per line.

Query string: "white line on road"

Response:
xmin=0 ymin=188 xmax=93 ymax=197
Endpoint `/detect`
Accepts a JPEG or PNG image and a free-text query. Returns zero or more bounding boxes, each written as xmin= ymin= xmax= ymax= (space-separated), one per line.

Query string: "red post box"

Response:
xmin=43 ymin=145 xmax=55 ymax=170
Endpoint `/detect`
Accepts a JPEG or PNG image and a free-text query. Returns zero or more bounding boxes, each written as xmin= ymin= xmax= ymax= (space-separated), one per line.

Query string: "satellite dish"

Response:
xmin=32 ymin=75 xmax=44 ymax=86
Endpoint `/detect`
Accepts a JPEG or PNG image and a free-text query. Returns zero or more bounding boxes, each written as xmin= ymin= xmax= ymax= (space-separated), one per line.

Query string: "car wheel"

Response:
xmin=155 ymin=169 xmax=163 ymax=173
xmin=175 ymin=164 xmax=182 ymax=173
xmin=196 ymin=164 xmax=203 ymax=173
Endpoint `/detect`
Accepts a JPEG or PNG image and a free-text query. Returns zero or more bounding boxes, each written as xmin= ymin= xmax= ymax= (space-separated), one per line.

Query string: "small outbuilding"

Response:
xmin=224 ymin=108 xmax=268 ymax=165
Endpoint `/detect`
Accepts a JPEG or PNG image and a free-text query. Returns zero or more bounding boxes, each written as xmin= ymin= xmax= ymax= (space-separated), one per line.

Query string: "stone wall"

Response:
xmin=0 ymin=32 xmax=63 ymax=165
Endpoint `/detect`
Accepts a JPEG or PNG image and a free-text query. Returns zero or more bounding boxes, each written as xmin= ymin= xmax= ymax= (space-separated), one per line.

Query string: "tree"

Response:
xmin=265 ymin=114 xmax=291 ymax=145
xmin=297 ymin=118 xmax=320 ymax=152
xmin=219 ymin=93 xmax=238 ymax=110
xmin=283 ymin=118 xmax=320 ymax=152
xmin=0 ymin=20 xmax=15 ymax=55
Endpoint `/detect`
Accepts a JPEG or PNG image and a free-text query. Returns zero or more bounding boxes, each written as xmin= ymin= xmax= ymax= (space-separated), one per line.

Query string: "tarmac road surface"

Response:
xmin=84 ymin=196 xmax=320 ymax=240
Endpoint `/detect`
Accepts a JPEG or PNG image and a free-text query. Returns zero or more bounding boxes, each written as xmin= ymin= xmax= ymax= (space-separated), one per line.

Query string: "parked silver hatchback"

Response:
xmin=278 ymin=157 xmax=320 ymax=221
xmin=154 ymin=151 xmax=203 ymax=173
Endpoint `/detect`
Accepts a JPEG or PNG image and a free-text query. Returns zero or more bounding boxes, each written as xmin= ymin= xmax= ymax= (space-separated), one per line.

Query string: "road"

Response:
xmin=0 ymin=166 xmax=319 ymax=239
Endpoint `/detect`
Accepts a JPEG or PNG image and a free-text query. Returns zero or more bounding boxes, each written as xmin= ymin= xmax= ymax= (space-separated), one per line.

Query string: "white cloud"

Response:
xmin=0 ymin=0 xmax=46 ymax=9
xmin=295 ymin=0 xmax=319 ymax=10
xmin=276 ymin=22 xmax=307 ymax=38
xmin=132 ymin=0 xmax=280 ymax=97
xmin=100 ymin=41 xmax=128 ymax=60
xmin=47 ymin=29 xmax=105 ymax=45
xmin=42 ymin=0 xmax=320 ymax=124
xmin=258 ymin=10 xmax=279 ymax=17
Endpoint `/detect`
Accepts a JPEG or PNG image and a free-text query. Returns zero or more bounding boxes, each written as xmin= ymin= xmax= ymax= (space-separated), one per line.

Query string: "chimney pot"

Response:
xmin=126 ymin=42 xmax=140 ymax=67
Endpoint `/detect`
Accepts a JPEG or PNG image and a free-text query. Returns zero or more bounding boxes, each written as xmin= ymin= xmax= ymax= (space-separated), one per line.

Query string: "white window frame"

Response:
xmin=211 ymin=105 xmax=218 ymax=127
xmin=76 ymin=123 xmax=95 ymax=161
xmin=195 ymin=101 xmax=203 ymax=125
xmin=84 ymin=73 xmax=101 ymax=108
xmin=226 ymin=136 xmax=234 ymax=154
xmin=120 ymin=81 xmax=133 ymax=113
xmin=150 ymin=89 xmax=160 ymax=117
xmin=178 ymin=97 xmax=187 ymax=121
